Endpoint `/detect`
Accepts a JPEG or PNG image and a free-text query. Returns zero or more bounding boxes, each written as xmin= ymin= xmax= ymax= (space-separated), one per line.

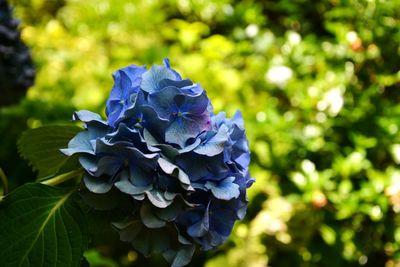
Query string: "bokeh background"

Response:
xmin=2 ymin=0 xmax=400 ymax=266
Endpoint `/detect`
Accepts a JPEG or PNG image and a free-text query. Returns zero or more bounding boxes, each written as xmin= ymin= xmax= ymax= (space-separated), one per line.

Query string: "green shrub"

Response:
xmin=5 ymin=0 xmax=400 ymax=266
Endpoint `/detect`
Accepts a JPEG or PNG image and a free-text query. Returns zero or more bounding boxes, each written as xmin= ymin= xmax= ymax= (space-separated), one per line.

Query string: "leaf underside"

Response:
xmin=17 ymin=125 xmax=82 ymax=177
xmin=0 ymin=183 xmax=88 ymax=267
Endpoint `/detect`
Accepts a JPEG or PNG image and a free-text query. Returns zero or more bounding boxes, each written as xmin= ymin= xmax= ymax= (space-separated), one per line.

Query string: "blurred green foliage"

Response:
xmin=3 ymin=0 xmax=400 ymax=266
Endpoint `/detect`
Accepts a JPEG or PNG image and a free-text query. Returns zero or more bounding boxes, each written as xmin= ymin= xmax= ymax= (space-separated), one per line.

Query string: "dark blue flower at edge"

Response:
xmin=106 ymin=65 xmax=146 ymax=127
xmin=61 ymin=58 xmax=254 ymax=267
xmin=175 ymin=187 xmax=248 ymax=250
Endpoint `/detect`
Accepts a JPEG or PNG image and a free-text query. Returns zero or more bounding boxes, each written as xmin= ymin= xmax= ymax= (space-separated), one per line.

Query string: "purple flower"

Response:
xmin=62 ymin=59 xmax=254 ymax=267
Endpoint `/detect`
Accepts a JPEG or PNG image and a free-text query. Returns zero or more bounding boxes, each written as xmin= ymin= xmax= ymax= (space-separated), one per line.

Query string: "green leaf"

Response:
xmin=319 ymin=224 xmax=336 ymax=245
xmin=84 ymin=249 xmax=118 ymax=267
xmin=0 ymin=183 xmax=89 ymax=267
xmin=18 ymin=125 xmax=82 ymax=177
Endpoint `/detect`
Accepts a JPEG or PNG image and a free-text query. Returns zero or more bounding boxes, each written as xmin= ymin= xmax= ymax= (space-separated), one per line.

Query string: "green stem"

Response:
xmin=41 ymin=169 xmax=84 ymax=186
xmin=0 ymin=168 xmax=9 ymax=196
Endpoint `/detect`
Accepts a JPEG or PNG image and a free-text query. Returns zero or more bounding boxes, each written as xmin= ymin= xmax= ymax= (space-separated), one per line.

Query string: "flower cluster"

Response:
xmin=0 ymin=0 xmax=35 ymax=106
xmin=62 ymin=59 xmax=254 ymax=266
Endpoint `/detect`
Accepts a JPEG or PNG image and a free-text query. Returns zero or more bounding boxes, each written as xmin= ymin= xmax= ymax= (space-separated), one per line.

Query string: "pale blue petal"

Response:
xmin=114 ymin=174 xmax=152 ymax=195
xmin=146 ymin=190 xmax=173 ymax=208
xmin=205 ymin=177 xmax=240 ymax=200
xmin=158 ymin=157 xmax=191 ymax=186
xmin=170 ymin=245 xmax=195 ymax=267
xmin=178 ymin=138 xmax=201 ymax=153
xmin=141 ymin=64 xmax=177 ymax=93
xmin=163 ymin=58 xmax=182 ymax=80
xmin=60 ymin=131 xmax=96 ymax=156
xmin=83 ymin=174 xmax=113 ymax=194
xmin=73 ymin=110 xmax=106 ymax=124
xmin=194 ymin=124 xmax=229 ymax=156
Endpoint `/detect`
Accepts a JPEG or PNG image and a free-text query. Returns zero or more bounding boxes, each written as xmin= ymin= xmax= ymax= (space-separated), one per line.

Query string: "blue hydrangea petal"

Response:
xmin=61 ymin=130 xmax=97 ymax=156
xmin=94 ymin=156 xmax=122 ymax=177
xmin=177 ymin=153 xmax=230 ymax=182
xmin=246 ymin=175 xmax=256 ymax=189
xmin=128 ymin=166 xmax=154 ymax=187
xmin=107 ymin=123 xmax=161 ymax=153
xmin=176 ymin=154 xmax=214 ymax=181
xmin=163 ymin=58 xmax=182 ymax=80
xmin=83 ymin=173 xmax=114 ymax=194
xmin=113 ymin=220 xmax=173 ymax=256
xmin=165 ymin=111 xmax=211 ymax=148
xmin=139 ymin=105 xmax=170 ymax=136
xmin=165 ymin=245 xmax=196 ymax=267
xmin=114 ymin=170 xmax=152 ymax=195
xmin=106 ymin=65 xmax=146 ymax=126
xmin=205 ymin=176 xmax=240 ymax=201
xmin=154 ymin=198 xmax=186 ymax=222
xmin=164 ymin=191 xmax=177 ymax=201
xmin=73 ymin=110 xmax=107 ymax=125
xmin=211 ymin=112 xmax=226 ymax=128
xmin=146 ymin=189 xmax=174 ymax=208
xmin=196 ymin=230 xmax=225 ymax=251
xmin=112 ymin=220 xmax=142 ymax=243
xmin=181 ymin=83 xmax=204 ymax=95
xmin=148 ymin=87 xmax=212 ymax=147
xmin=191 ymin=182 xmax=207 ymax=191
xmin=140 ymin=202 xmax=167 ymax=229
xmin=132 ymin=194 xmax=145 ymax=201
xmin=141 ymin=64 xmax=177 ymax=93
xmin=114 ymin=180 xmax=151 ymax=195
xmin=158 ymin=158 xmax=192 ymax=189
xmin=148 ymin=86 xmax=181 ymax=119
xmin=187 ymin=203 xmax=210 ymax=237
xmin=156 ymin=174 xmax=181 ymax=192
xmin=117 ymin=69 xmax=139 ymax=98
xmin=178 ymin=235 xmax=192 ymax=246
xmin=230 ymin=173 xmax=249 ymax=191
xmin=211 ymin=213 xmax=236 ymax=239
xmin=231 ymin=110 xmax=245 ymax=128
xmin=194 ymin=124 xmax=229 ymax=156
xmin=105 ymin=104 xmax=123 ymax=126
xmin=61 ymin=116 xmax=110 ymax=156
xmin=78 ymin=155 xmax=98 ymax=174
xmin=143 ymin=128 xmax=180 ymax=159
xmin=229 ymin=124 xmax=245 ymax=142
xmin=95 ymin=140 xmax=159 ymax=170
xmin=165 ymin=117 xmax=197 ymax=148
xmin=178 ymin=91 xmax=210 ymax=115
xmin=188 ymin=199 xmax=245 ymax=250
xmin=119 ymin=90 xmax=145 ymax=121
xmin=159 ymin=79 xmax=193 ymax=90
xmin=233 ymin=153 xmax=251 ymax=171
xmin=108 ymin=65 xmax=145 ymax=102
xmin=107 ymin=123 xmax=140 ymax=142
xmin=148 ymin=87 xmax=210 ymax=121
xmin=178 ymin=138 xmax=201 ymax=154
xmin=123 ymin=103 xmax=170 ymax=142
xmin=236 ymin=199 xmax=248 ymax=220
xmin=142 ymin=127 xmax=161 ymax=146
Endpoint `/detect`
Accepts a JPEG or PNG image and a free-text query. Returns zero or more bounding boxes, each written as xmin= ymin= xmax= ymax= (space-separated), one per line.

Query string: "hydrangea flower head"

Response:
xmin=62 ymin=59 xmax=254 ymax=267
